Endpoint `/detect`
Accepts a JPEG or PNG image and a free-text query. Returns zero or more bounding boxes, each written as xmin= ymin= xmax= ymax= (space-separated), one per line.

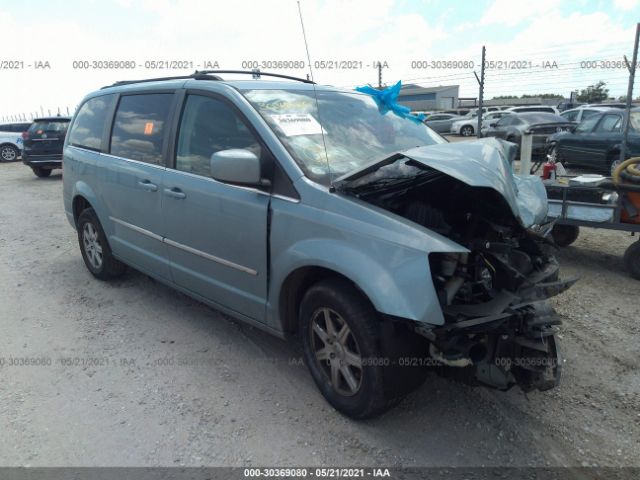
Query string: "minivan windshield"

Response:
xmin=243 ymin=89 xmax=445 ymax=185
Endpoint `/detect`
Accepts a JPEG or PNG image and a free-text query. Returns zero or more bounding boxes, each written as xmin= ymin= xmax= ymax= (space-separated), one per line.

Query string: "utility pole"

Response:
xmin=377 ymin=61 xmax=382 ymax=89
xmin=474 ymin=46 xmax=486 ymax=138
xmin=620 ymin=22 xmax=639 ymax=166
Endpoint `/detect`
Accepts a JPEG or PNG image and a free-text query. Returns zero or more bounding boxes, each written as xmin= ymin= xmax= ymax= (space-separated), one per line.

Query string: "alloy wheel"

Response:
xmin=310 ymin=307 xmax=363 ymax=397
xmin=610 ymin=159 xmax=622 ymax=177
xmin=82 ymin=222 xmax=103 ymax=270
xmin=1 ymin=146 xmax=16 ymax=161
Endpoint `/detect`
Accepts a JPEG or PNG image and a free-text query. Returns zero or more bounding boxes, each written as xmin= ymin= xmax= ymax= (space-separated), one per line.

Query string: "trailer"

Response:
xmin=545 ymin=176 xmax=640 ymax=280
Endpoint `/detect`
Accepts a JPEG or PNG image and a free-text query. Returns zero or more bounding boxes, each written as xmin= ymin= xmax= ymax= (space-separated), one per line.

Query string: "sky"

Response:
xmin=1 ymin=0 xmax=640 ymax=119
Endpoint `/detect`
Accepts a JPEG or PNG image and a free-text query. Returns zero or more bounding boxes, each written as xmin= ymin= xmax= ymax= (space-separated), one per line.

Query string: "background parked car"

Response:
xmin=450 ymin=107 xmax=512 ymax=136
xmin=483 ymin=112 xmax=574 ymax=159
xmin=449 ymin=112 xmax=481 ymax=136
xmin=505 ymin=105 xmax=560 ymax=114
xmin=0 ymin=122 xmax=31 ymax=162
xmin=442 ymin=108 xmax=471 ymax=116
xmin=560 ymin=106 xmax=614 ymax=123
xmin=480 ymin=111 xmax=513 ymax=134
xmin=424 ymin=113 xmax=463 ymax=133
xmin=547 ymin=109 xmax=640 ymax=175
xmin=22 ymin=117 xmax=71 ymax=177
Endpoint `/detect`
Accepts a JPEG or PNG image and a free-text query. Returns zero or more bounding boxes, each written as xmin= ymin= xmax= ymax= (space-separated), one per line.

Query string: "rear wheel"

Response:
xmin=300 ymin=278 xmax=425 ymax=419
xmin=460 ymin=125 xmax=474 ymax=137
xmin=0 ymin=144 xmax=18 ymax=162
xmin=623 ymin=241 xmax=640 ymax=280
xmin=32 ymin=167 xmax=51 ymax=177
xmin=551 ymin=224 xmax=580 ymax=247
xmin=77 ymin=208 xmax=126 ymax=280
xmin=609 ymin=153 xmax=622 ymax=177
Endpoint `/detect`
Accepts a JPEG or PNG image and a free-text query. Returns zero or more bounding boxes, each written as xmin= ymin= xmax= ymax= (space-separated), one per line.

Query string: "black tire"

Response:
xmin=300 ymin=278 xmax=426 ymax=419
xmin=551 ymin=224 xmax=580 ymax=247
xmin=32 ymin=167 xmax=51 ymax=177
xmin=0 ymin=144 xmax=19 ymax=162
xmin=623 ymin=241 xmax=640 ymax=280
xmin=460 ymin=125 xmax=474 ymax=137
xmin=608 ymin=153 xmax=622 ymax=177
xmin=77 ymin=208 xmax=126 ymax=280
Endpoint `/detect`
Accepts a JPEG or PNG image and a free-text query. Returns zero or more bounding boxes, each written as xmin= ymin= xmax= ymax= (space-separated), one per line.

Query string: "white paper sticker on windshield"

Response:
xmin=270 ymin=113 xmax=323 ymax=136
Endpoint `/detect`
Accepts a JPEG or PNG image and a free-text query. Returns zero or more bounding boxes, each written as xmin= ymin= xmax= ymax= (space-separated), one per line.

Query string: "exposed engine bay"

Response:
xmin=340 ymin=156 xmax=576 ymax=393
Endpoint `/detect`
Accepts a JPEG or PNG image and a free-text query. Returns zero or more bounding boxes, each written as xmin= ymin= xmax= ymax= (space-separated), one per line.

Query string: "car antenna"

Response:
xmin=297 ymin=0 xmax=333 ymax=185
xmin=297 ymin=0 xmax=314 ymax=83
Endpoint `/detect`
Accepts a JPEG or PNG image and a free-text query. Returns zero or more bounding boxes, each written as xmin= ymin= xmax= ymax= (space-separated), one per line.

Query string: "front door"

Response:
xmin=162 ymin=92 xmax=269 ymax=321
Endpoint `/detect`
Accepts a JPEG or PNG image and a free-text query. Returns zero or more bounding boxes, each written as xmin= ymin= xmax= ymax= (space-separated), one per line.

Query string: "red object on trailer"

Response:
xmin=542 ymin=161 xmax=557 ymax=180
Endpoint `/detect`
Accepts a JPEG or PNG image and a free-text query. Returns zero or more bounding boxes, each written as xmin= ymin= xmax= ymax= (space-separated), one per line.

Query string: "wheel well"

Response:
xmin=278 ymin=267 xmax=362 ymax=335
xmin=72 ymin=196 xmax=92 ymax=227
xmin=0 ymin=142 xmax=18 ymax=149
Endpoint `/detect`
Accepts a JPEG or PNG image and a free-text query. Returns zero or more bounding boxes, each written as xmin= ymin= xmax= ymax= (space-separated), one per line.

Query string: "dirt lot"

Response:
xmin=0 ymin=160 xmax=638 ymax=468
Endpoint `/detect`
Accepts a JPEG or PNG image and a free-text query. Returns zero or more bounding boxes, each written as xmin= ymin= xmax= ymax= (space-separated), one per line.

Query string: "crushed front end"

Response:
xmin=337 ymin=139 xmax=576 ymax=393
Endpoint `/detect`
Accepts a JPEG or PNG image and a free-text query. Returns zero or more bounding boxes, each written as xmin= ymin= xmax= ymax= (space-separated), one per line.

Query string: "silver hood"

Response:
xmin=335 ymin=138 xmax=548 ymax=228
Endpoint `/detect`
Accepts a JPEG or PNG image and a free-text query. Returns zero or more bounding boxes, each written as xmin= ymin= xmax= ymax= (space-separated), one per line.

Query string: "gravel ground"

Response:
xmin=0 ymin=161 xmax=638 ymax=468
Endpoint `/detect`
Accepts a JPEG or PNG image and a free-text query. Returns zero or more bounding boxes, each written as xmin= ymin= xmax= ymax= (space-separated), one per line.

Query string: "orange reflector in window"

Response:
xmin=144 ymin=122 xmax=154 ymax=135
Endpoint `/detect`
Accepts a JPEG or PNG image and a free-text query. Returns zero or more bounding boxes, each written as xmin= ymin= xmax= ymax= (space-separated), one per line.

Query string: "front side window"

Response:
xmin=561 ymin=110 xmax=578 ymax=121
xmin=68 ymin=95 xmax=115 ymax=151
xmin=110 ymin=94 xmax=173 ymax=164
xmin=576 ymin=115 xmax=600 ymax=133
xmin=175 ymin=95 xmax=261 ymax=177
xmin=243 ymin=88 xmax=445 ymax=185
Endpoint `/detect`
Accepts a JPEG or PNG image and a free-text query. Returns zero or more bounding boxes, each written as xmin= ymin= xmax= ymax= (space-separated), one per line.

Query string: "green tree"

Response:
xmin=577 ymin=81 xmax=609 ymax=103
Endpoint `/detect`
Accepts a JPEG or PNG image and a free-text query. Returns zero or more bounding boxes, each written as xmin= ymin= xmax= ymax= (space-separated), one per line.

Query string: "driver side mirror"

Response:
xmin=489 ymin=122 xmax=497 ymax=127
xmin=210 ymin=149 xmax=266 ymax=186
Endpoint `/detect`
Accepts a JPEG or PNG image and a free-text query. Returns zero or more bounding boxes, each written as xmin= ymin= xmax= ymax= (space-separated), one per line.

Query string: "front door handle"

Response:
xmin=164 ymin=187 xmax=186 ymax=199
xmin=137 ymin=180 xmax=158 ymax=192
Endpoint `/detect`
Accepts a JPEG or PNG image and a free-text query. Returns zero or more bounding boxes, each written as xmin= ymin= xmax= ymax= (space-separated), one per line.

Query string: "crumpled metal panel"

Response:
xmin=399 ymin=138 xmax=548 ymax=228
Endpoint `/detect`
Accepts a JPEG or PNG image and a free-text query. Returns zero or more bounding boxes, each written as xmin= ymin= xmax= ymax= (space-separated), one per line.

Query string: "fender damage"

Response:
xmin=336 ymin=138 xmax=576 ymax=393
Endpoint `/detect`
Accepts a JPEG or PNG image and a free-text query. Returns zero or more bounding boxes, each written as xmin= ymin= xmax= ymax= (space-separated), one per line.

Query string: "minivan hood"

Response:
xmin=335 ymin=138 xmax=548 ymax=228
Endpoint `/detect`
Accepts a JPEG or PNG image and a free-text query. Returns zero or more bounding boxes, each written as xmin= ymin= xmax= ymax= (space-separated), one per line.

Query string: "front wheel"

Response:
xmin=300 ymin=278 xmax=421 ymax=419
xmin=32 ymin=167 xmax=51 ymax=177
xmin=624 ymin=241 xmax=640 ymax=280
xmin=551 ymin=224 xmax=580 ymax=247
xmin=77 ymin=208 xmax=126 ymax=280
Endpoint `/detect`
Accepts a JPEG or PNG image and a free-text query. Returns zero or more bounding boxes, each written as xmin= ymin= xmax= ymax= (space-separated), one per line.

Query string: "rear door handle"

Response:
xmin=164 ymin=187 xmax=186 ymax=199
xmin=137 ymin=180 xmax=158 ymax=192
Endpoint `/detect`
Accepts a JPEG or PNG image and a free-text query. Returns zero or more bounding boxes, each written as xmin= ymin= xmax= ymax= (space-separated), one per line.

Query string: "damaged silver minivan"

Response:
xmin=63 ymin=73 xmax=574 ymax=418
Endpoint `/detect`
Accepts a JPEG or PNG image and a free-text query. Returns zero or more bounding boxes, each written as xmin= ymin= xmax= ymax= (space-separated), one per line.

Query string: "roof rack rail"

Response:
xmin=101 ymin=69 xmax=315 ymax=90
xmin=101 ymin=72 xmax=222 ymax=89
xmin=194 ymin=69 xmax=315 ymax=84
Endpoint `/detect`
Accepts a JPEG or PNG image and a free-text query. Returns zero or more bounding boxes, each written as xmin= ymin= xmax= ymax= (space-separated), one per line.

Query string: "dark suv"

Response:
xmin=23 ymin=117 xmax=71 ymax=177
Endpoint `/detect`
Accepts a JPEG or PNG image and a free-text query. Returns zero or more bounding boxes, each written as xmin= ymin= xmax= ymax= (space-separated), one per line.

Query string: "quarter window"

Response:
xmin=110 ymin=94 xmax=173 ymax=164
xmin=68 ymin=95 xmax=115 ymax=151
xmin=175 ymin=95 xmax=261 ymax=177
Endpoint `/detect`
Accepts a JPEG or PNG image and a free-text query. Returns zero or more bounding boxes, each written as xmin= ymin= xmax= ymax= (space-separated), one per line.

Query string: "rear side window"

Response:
xmin=68 ymin=95 xmax=115 ymax=151
xmin=110 ymin=94 xmax=173 ymax=164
